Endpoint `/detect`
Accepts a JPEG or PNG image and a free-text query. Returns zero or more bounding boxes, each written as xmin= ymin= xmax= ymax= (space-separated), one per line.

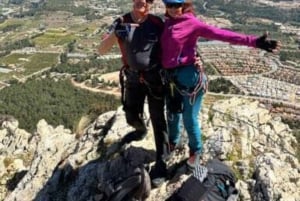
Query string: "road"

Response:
xmin=70 ymin=78 xmax=121 ymax=97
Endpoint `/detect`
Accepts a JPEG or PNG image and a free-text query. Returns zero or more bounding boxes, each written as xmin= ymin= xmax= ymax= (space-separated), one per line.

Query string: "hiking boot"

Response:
xmin=151 ymin=177 xmax=166 ymax=188
xmin=186 ymin=152 xmax=203 ymax=169
xmin=149 ymin=160 xmax=167 ymax=188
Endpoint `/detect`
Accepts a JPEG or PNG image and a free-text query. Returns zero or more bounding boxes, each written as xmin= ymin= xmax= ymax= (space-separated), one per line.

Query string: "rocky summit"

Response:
xmin=0 ymin=97 xmax=299 ymax=201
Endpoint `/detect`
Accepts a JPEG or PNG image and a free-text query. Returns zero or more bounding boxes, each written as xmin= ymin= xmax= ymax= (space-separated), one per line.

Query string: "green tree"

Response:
xmin=0 ymin=78 xmax=120 ymax=132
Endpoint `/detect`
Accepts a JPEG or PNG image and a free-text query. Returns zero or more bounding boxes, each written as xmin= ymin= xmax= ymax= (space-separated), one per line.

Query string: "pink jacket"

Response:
xmin=161 ymin=13 xmax=258 ymax=69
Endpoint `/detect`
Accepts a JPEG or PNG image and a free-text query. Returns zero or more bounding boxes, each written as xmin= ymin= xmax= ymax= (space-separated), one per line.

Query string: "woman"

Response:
xmin=161 ymin=0 xmax=280 ymax=169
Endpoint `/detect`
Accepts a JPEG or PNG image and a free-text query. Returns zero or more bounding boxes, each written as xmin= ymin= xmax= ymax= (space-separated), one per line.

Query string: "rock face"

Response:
xmin=201 ymin=97 xmax=300 ymax=201
xmin=0 ymin=97 xmax=299 ymax=201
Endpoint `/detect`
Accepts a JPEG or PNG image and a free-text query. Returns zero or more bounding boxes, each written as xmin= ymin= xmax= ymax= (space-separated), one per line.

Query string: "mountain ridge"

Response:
xmin=1 ymin=97 xmax=299 ymax=201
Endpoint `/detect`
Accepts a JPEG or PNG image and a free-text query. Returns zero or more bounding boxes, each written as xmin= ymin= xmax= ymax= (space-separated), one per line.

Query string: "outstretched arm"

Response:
xmin=98 ymin=33 xmax=117 ymax=55
xmin=195 ymin=19 xmax=280 ymax=53
xmin=98 ymin=17 xmax=124 ymax=55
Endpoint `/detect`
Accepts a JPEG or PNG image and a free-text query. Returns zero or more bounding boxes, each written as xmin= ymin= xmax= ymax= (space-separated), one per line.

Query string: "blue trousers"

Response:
xmin=167 ymin=65 xmax=205 ymax=154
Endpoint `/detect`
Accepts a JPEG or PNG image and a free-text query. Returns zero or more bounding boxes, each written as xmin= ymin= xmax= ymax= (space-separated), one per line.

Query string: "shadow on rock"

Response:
xmin=33 ymin=146 xmax=156 ymax=201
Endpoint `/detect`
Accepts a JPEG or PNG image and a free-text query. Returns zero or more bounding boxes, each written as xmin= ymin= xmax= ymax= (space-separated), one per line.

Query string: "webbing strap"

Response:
xmin=134 ymin=166 xmax=150 ymax=200
xmin=108 ymin=173 xmax=141 ymax=201
xmin=120 ymin=67 xmax=163 ymax=102
xmin=119 ymin=65 xmax=127 ymax=106
xmin=142 ymin=80 xmax=163 ymax=100
xmin=216 ymin=181 xmax=228 ymax=198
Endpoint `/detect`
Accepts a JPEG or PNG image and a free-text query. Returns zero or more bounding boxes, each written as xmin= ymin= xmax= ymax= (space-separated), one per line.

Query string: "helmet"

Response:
xmin=162 ymin=0 xmax=185 ymax=3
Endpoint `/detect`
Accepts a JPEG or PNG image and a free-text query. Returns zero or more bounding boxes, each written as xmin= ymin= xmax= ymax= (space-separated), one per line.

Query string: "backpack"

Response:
xmin=166 ymin=159 xmax=238 ymax=201
xmin=98 ymin=151 xmax=151 ymax=201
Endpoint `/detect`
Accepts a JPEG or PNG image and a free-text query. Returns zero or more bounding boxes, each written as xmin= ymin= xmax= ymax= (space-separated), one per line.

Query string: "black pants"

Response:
xmin=122 ymin=69 xmax=169 ymax=162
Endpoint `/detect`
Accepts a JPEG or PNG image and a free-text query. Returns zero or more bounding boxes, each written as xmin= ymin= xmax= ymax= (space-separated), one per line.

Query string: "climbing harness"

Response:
xmin=164 ymin=68 xmax=207 ymax=106
xmin=119 ymin=66 xmax=163 ymax=106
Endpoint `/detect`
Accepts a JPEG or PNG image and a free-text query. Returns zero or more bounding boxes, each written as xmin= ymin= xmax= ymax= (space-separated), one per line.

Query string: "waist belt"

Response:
xmin=126 ymin=64 xmax=160 ymax=73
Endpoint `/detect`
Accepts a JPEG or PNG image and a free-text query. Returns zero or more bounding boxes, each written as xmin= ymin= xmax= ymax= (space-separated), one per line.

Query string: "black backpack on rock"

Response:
xmin=104 ymin=165 xmax=150 ymax=201
xmin=98 ymin=149 xmax=152 ymax=201
xmin=166 ymin=159 xmax=239 ymax=201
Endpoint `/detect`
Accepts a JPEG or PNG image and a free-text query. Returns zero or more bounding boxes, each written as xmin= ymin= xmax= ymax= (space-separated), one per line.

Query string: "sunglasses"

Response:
xmin=166 ymin=3 xmax=183 ymax=8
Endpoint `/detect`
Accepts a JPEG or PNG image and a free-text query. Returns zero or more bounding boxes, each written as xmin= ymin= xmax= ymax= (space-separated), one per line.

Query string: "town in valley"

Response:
xmin=0 ymin=0 xmax=299 ymax=129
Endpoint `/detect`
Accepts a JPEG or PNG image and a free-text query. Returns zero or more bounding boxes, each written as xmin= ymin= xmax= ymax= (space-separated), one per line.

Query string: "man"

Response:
xmin=98 ymin=0 xmax=169 ymax=186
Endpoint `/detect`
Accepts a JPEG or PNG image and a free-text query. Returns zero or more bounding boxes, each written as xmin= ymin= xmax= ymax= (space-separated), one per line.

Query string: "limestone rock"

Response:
xmin=0 ymin=97 xmax=299 ymax=201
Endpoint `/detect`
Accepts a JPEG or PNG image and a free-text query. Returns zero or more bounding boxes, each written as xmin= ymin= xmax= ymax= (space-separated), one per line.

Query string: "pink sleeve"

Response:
xmin=194 ymin=19 xmax=257 ymax=48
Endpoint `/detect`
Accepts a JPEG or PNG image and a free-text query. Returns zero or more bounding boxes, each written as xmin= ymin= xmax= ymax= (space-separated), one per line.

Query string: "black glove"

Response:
xmin=256 ymin=33 xmax=278 ymax=52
